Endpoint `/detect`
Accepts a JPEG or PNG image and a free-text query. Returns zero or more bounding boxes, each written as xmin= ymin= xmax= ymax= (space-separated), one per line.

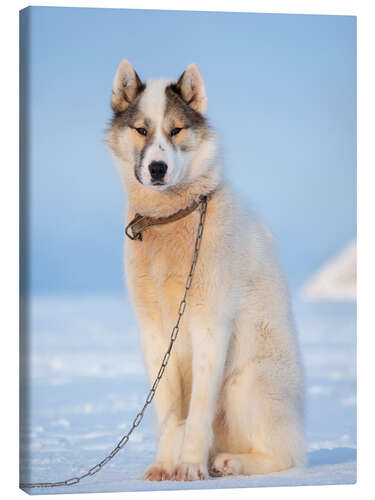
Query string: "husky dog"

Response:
xmin=106 ymin=61 xmax=305 ymax=481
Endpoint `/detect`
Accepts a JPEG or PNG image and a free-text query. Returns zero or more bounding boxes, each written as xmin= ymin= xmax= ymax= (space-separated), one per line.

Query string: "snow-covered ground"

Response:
xmin=302 ymin=241 xmax=356 ymax=301
xmin=20 ymin=295 xmax=356 ymax=494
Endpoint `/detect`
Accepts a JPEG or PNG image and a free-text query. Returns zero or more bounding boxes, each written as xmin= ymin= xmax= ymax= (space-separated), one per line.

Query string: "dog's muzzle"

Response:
xmin=149 ymin=161 xmax=167 ymax=184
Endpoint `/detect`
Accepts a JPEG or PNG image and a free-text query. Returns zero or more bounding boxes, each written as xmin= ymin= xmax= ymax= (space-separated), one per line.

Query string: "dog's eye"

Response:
xmin=170 ymin=127 xmax=182 ymax=137
xmin=136 ymin=127 xmax=148 ymax=136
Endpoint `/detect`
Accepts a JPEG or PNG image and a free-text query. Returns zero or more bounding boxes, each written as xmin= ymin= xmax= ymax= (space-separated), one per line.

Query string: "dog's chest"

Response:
xmin=145 ymin=221 xmax=197 ymax=373
xmin=145 ymin=217 xmax=197 ymax=284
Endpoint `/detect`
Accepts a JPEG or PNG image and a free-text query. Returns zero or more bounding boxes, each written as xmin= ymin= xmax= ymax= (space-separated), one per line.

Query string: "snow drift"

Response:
xmin=301 ymin=241 xmax=356 ymax=301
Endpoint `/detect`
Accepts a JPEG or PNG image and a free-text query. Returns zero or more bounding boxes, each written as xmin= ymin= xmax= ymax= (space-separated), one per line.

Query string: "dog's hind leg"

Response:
xmin=211 ymin=451 xmax=292 ymax=476
xmin=210 ymin=361 xmax=305 ymax=476
xmin=210 ymin=387 xmax=305 ymax=476
xmin=211 ymin=400 xmax=305 ymax=477
xmin=210 ymin=312 xmax=305 ymax=477
xmin=210 ymin=324 xmax=304 ymax=475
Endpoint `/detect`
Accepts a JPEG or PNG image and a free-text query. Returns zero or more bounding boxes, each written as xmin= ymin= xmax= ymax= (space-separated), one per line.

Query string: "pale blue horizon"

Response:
xmin=20 ymin=7 xmax=356 ymax=294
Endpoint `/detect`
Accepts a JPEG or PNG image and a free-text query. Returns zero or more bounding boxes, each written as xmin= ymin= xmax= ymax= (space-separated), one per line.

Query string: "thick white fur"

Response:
xmin=138 ymin=79 xmax=189 ymax=188
xmin=108 ymin=63 xmax=305 ymax=482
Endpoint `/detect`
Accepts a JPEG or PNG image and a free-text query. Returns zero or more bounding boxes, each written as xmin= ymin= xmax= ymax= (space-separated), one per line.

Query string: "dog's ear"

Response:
xmin=176 ymin=63 xmax=207 ymax=114
xmin=111 ymin=60 xmax=144 ymax=113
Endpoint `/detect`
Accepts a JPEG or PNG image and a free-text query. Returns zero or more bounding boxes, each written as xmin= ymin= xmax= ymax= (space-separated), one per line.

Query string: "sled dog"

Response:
xmin=106 ymin=61 xmax=305 ymax=481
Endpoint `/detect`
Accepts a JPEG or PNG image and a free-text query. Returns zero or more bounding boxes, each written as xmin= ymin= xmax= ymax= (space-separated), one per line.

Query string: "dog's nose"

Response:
xmin=149 ymin=161 xmax=167 ymax=181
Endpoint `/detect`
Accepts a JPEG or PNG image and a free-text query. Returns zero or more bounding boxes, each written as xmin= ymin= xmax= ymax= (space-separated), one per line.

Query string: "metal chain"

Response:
xmin=20 ymin=196 xmax=208 ymax=489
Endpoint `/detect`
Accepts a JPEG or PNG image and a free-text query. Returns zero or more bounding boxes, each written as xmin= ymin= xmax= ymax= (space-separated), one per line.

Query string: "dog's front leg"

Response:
xmin=141 ymin=321 xmax=182 ymax=481
xmin=173 ymin=312 xmax=230 ymax=481
xmin=126 ymin=263 xmax=184 ymax=481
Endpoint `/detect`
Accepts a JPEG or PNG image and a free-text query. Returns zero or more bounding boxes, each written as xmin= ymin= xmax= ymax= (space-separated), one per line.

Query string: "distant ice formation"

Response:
xmin=301 ymin=241 xmax=356 ymax=301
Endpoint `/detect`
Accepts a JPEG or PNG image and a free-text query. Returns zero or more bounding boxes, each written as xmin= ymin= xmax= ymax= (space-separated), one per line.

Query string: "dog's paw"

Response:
xmin=210 ymin=453 xmax=243 ymax=476
xmin=173 ymin=462 xmax=207 ymax=481
xmin=143 ymin=461 xmax=173 ymax=481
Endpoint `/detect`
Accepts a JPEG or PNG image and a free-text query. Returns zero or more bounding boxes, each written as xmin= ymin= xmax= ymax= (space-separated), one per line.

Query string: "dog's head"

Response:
xmin=106 ymin=61 xmax=217 ymax=192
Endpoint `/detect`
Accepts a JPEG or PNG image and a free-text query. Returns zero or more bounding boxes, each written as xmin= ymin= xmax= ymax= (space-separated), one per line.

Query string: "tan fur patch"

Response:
xmin=172 ymin=128 xmax=188 ymax=146
xmin=131 ymin=127 xmax=147 ymax=151
xmin=164 ymin=113 xmax=188 ymax=146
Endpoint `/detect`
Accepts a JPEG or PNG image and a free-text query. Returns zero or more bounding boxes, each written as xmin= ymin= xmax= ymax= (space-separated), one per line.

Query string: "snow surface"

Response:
xmin=20 ymin=296 xmax=356 ymax=494
xmin=301 ymin=241 xmax=356 ymax=301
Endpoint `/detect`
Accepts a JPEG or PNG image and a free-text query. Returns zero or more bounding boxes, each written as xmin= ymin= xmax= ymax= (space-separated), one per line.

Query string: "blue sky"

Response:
xmin=21 ymin=7 xmax=356 ymax=294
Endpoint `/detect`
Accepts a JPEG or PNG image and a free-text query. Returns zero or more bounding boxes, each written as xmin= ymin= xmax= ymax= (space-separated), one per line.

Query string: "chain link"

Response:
xmin=20 ymin=196 xmax=208 ymax=489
